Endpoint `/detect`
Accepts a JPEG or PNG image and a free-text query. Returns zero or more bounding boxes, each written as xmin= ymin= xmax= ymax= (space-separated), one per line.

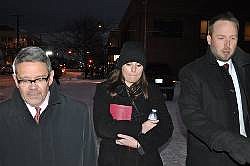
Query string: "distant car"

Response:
xmin=53 ymin=64 xmax=65 ymax=78
xmin=145 ymin=64 xmax=176 ymax=100
xmin=0 ymin=64 xmax=13 ymax=75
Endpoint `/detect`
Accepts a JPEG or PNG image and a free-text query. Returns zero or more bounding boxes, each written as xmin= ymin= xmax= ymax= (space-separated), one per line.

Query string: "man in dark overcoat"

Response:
xmin=0 ymin=46 xmax=97 ymax=166
xmin=178 ymin=12 xmax=250 ymax=166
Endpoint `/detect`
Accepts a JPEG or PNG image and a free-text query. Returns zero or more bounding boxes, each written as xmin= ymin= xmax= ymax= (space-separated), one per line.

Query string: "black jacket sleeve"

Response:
xmin=138 ymin=85 xmax=173 ymax=153
xmin=93 ymin=84 xmax=142 ymax=139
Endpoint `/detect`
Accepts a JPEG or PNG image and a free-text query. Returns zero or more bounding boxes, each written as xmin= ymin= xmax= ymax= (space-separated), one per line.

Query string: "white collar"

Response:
xmin=217 ymin=59 xmax=232 ymax=67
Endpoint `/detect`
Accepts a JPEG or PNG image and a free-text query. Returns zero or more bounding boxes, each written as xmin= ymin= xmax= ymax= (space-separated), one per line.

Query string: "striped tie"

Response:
xmin=34 ymin=107 xmax=41 ymax=124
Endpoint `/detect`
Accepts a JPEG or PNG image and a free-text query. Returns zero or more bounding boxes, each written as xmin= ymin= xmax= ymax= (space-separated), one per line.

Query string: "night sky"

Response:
xmin=0 ymin=0 xmax=130 ymax=33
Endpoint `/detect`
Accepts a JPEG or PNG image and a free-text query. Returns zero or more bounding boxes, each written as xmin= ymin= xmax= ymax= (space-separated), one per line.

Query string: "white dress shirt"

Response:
xmin=217 ymin=59 xmax=246 ymax=137
xmin=26 ymin=91 xmax=50 ymax=118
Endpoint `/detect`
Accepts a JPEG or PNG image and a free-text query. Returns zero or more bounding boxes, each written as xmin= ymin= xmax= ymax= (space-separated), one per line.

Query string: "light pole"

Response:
xmin=10 ymin=14 xmax=23 ymax=50
xmin=143 ymin=0 xmax=148 ymax=51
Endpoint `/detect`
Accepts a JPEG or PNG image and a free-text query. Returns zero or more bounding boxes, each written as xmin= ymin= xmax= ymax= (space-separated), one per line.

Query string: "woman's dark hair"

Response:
xmin=105 ymin=68 xmax=149 ymax=99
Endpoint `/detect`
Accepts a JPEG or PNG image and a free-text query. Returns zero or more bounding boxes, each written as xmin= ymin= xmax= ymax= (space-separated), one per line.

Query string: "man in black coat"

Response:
xmin=0 ymin=47 xmax=97 ymax=166
xmin=178 ymin=12 xmax=250 ymax=166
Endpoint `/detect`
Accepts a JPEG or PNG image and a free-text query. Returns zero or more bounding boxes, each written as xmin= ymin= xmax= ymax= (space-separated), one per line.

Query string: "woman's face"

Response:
xmin=122 ymin=62 xmax=143 ymax=87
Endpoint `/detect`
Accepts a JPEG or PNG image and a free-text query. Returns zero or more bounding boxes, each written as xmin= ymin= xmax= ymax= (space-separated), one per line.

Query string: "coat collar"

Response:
xmin=232 ymin=47 xmax=250 ymax=67
xmin=8 ymin=82 xmax=61 ymax=118
xmin=206 ymin=46 xmax=250 ymax=67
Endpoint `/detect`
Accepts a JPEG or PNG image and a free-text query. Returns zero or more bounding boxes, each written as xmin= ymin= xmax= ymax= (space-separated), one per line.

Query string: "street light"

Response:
xmin=45 ymin=50 xmax=53 ymax=56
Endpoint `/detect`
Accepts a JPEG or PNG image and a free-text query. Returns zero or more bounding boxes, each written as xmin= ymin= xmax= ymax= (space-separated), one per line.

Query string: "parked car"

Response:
xmin=0 ymin=64 xmax=13 ymax=75
xmin=145 ymin=64 xmax=176 ymax=100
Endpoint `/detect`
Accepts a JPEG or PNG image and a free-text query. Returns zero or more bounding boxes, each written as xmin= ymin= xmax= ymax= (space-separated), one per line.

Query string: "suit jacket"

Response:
xmin=93 ymin=82 xmax=173 ymax=166
xmin=178 ymin=47 xmax=250 ymax=166
xmin=0 ymin=83 xmax=97 ymax=166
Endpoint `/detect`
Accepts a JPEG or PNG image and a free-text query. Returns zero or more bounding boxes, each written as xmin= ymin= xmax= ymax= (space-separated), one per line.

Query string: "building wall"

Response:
xmin=111 ymin=0 xmax=250 ymax=77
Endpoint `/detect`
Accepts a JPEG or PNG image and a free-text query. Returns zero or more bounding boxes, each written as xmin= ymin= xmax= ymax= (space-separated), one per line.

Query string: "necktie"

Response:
xmin=223 ymin=63 xmax=229 ymax=72
xmin=34 ymin=107 xmax=41 ymax=124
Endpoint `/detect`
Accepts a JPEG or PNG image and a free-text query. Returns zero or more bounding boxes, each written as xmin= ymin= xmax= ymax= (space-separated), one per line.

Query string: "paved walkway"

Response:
xmin=161 ymin=83 xmax=187 ymax=166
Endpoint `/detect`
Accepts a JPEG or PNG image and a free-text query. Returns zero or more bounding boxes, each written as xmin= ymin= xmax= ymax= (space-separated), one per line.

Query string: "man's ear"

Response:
xmin=12 ymin=74 xmax=20 ymax=89
xmin=48 ymin=70 xmax=54 ymax=86
xmin=207 ymin=34 xmax=212 ymax=45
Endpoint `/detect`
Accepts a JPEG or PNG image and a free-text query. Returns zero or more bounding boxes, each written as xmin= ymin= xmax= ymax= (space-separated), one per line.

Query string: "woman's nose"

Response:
xmin=131 ymin=65 xmax=137 ymax=72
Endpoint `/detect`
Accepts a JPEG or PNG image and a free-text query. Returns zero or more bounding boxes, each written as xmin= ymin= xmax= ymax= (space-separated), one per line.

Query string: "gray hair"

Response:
xmin=12 ymin=46 xmax=52 ymax=74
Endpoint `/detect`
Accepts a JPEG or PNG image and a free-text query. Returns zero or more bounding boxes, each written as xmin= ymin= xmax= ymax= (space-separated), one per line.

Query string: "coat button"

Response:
xmin=229 ymin=89 xmax=235 ymax=93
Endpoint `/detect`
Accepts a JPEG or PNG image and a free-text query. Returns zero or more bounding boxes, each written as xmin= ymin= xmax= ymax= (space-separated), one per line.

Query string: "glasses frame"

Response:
xmin=16 ymin=74 xmax=50 ymax=86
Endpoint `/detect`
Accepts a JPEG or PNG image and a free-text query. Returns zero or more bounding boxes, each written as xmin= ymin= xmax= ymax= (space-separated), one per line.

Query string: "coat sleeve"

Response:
xmin=137 ymin=86 xmax=173 ymax=153
xmin=93 ymin=84 xmax=141 ymax=139
xmin=178 ymin=66 xmax=240 ymax=150
xmin=82 ymin=104 xmax=98 ymax=166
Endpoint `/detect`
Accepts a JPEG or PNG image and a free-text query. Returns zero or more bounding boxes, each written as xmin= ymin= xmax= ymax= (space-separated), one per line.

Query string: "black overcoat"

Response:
xmin=178 ymin=47 xmax=250 ymax=166
xmin=93 ymin=83 xmax=173 ymax=166
xmin=0 ymin=84 xmax=97 ymax=166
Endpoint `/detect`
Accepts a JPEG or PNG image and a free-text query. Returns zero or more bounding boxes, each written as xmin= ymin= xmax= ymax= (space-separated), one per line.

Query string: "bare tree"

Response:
xmin=50 ymin=16 xmax=107 ymax=65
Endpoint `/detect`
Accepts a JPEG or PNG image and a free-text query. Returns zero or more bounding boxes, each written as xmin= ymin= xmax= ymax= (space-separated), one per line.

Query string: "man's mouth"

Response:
xmin=222 ymin=50 xmax=230 ymax=55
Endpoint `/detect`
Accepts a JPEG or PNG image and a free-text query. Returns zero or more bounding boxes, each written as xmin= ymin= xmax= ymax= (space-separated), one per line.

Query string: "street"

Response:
xmin=0 ymin=76 xmax=187 ymax=166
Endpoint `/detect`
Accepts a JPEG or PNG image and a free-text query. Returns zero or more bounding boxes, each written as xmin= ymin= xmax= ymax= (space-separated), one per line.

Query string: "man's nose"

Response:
xmin=28 ymin=81 xmax=38 ymax=89
xmin=224 ymin=39 xmax=231 ymax=48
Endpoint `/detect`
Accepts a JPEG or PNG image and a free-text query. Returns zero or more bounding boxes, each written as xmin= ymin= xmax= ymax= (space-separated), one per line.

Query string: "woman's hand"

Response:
xmin=141 ymin=120 xmax=159 ymax=134
xmin=116 ymin=134 xmax=141 ymax=148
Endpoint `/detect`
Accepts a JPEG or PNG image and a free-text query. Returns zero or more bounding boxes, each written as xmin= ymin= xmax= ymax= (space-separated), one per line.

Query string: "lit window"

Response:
xmin=114 ymin=55 xmax=120 ymax=61
xmin=200 ymin=20 xmax=208 ymax=39
xmin=244 ymin=22 xmax=250 ymax=41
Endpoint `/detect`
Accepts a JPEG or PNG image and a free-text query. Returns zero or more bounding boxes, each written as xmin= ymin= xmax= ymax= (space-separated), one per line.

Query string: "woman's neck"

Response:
xmin=124 ymin=81 xmax=133 ymax=87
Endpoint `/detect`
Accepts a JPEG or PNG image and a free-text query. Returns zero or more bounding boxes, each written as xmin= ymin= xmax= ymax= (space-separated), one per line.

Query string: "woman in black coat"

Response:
xmin=93 ymin=41 xmax=173 ymax=166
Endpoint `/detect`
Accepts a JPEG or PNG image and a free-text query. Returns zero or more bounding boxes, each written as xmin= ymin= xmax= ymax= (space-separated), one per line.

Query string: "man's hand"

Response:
xmin=213 ymin=133 xmax=250 ymax=164
xmin=227 ymin=137 xmax=250 ymax=164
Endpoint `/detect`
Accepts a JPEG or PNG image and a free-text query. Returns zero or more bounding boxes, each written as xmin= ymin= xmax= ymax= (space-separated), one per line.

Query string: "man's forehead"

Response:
xmin=16 ymin=61 xmax=47 ymax=68
xmin=15 ymin=62 xmax=49 ymax=76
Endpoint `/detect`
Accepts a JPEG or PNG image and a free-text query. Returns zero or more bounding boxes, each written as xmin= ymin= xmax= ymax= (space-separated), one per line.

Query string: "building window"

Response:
xmin=154 ymin=19 xmax=183 ymax=38
xmin=200 ymin=20 xmax=208 ymax=39
xmin=244 ymin=22 xmax=250 ymax=41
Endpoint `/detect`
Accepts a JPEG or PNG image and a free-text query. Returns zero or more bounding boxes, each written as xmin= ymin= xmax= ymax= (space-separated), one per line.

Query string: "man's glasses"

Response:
xmin=16 ymin=75 xmax=50 ymax=86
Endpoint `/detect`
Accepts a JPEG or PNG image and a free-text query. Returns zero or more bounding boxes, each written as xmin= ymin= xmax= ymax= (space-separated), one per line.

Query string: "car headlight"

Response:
xmin=155 ymin=78 xmax=163 ymax=84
